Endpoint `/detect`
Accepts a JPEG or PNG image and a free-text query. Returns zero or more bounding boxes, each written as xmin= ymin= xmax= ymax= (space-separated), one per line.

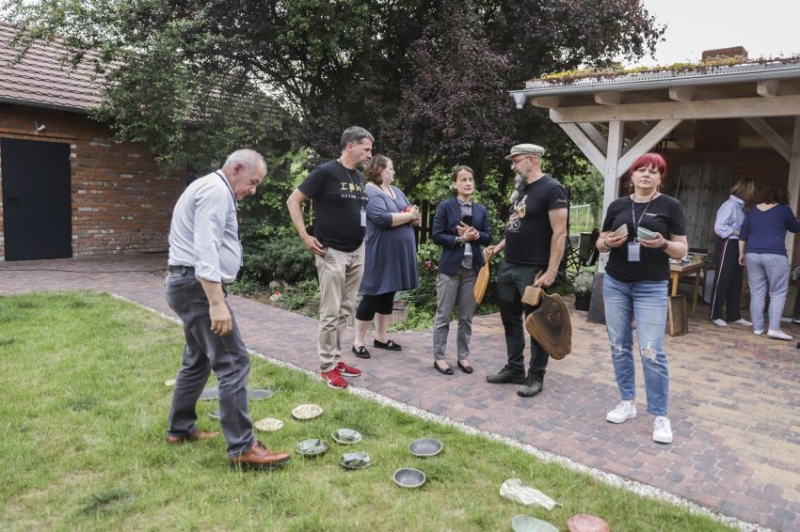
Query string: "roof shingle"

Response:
xmin=0 ymin=21 xmax=102 ymax=113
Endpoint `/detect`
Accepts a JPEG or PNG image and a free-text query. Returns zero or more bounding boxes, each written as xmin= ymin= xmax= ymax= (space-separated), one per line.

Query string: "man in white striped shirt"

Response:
xmin=165 ymin=149 xmax=291 ymax=469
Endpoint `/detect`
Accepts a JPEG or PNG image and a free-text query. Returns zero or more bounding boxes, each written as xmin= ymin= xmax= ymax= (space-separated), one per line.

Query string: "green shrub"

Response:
xmin=240 ymin=235 xmax=317 ymax=286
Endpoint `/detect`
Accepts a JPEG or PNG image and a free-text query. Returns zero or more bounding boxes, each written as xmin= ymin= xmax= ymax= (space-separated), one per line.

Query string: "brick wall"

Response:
xmin=0 ymin=104 xmax=185 ymax=259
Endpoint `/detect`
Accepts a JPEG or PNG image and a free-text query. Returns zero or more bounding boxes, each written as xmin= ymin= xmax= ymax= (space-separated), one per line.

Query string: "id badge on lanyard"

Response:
xmin=628 ymin=242 xmax=641 ymax=262
xmin=360 ymin=208 xmax=366 ymax=227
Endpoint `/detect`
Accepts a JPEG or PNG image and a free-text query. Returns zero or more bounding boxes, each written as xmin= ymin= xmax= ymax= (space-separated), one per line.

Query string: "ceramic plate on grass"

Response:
xmin=292 ymin=404 xmax=323 ymax=420
xmin=248 ymin=389 xmax=274 ymax=401
xmin=295 ymin=438 xmax=328 ymax=457
xmin=566 ymin=514 xmax=610 ymax=532
xmin=340 ymin=452 xmax=372 ymax=470
xmin=164 ymin=378 xmax=176 ymax=387
xmin=409 ymin=438 xmax=443 ymax=457
xmin=332 ymin=428 xmax=362 ymax=444
xmin=393 ymin=468 xmax=426 ymax=489
xmin=209 ymin=409 xmax=220 ymax=420
xmin=511 ymin=515 xmax=558 ymax=532
xmin=254 ymin=418 xmax=284 ymax=432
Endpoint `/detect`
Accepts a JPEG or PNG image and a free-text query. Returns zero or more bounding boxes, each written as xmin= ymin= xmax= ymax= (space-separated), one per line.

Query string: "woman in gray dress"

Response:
xmin=351 ymin=155 xmax=420 ymax=358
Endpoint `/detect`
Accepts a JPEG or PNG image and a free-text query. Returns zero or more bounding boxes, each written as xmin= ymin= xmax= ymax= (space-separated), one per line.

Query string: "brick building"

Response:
xmin=0 ymin=22 xmax=184 ymax=261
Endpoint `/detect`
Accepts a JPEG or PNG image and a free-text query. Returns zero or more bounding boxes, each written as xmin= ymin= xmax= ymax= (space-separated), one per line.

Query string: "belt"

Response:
xmin=168 ymin=265 xmax=195 ymax=275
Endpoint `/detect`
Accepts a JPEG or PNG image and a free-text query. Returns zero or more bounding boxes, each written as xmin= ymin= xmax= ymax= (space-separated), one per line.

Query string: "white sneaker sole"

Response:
xmin=606 ymin=410 xmax=637 ymax=424
xmin=653 ymin=433 xmax=673 ymax=444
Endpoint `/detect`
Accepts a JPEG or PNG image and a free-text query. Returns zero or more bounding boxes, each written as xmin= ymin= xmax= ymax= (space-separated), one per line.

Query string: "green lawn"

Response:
xmin=0 ymin=292 xmax=733 ymax=531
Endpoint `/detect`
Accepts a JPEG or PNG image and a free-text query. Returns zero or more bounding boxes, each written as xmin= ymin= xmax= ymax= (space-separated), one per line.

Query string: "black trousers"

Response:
xmin=709 ymin=237 xmax=744 ymax=321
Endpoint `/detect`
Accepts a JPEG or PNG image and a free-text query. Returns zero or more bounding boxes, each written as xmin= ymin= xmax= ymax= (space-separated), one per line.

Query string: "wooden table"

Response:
xmin=669 ymin=260 xmax=705 ymax=317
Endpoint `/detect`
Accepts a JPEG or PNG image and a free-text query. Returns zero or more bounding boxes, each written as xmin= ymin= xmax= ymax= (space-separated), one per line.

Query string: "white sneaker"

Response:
xmin=735 ymin=318 xmax=752 ymax=326
xmin=653 ymin=416 xmax=673 ymax=444
xmin=712 ymin=318 xmax=727 ymax=327
xmin=753 ymin=329 xmax=764 ymax=336
xmin=606 ymin=400 xmax=637 ymax=424
xmin=767 ymin=329 xmax=793 ymax=340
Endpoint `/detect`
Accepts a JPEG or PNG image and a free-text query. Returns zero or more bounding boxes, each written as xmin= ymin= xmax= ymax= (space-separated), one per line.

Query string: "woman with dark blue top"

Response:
xmin=738 ymin=186 xmax=800 ymax=340
xmin=351 ymin=155 xmax=420 ymax=359
xmin=431 ymin=166 xmax=492 ymax=375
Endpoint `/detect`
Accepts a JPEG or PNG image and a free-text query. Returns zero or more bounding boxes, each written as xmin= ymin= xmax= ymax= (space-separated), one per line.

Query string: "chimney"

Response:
xmin=701 ymin=46 xmax=748 ymax=62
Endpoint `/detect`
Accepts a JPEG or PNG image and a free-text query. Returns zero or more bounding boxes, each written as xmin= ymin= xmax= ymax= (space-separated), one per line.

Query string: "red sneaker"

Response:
xmin=337 ymin=361 xmax=361 ymax=378
xmin=320 ymin=367 xmax=348 ymax=389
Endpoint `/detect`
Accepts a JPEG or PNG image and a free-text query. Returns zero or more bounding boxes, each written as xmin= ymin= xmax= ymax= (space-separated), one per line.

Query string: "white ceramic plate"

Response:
xmin=291 ymin=404 xmax=324 ymax=420
xmin=332 ymin=428 xmax=362 ymax=444
xmin=164 ymin=378 xmax=176 ymax=387
xmin=254 ymin=417 xmax=284 ymax=432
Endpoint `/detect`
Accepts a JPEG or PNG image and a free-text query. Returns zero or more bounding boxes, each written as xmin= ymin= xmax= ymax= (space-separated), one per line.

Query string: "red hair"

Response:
xmin=629 ymin=153 xmax=667 ymax=177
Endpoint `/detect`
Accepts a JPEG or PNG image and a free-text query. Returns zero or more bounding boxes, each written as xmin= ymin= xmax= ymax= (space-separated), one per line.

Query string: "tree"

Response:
xmin=1 ymin=0 xmax=664 ymax=202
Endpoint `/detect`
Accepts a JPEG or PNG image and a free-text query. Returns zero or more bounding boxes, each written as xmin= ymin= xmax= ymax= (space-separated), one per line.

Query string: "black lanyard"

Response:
xmin=630 ymin=194 xmax=656 ymax=237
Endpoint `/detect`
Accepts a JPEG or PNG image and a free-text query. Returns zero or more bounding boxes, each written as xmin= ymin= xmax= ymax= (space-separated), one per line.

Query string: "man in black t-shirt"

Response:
xmin=287 ymin=127 xmax=373 ymax=389
xmin=484 ymin=144 xmax=569 ymax=398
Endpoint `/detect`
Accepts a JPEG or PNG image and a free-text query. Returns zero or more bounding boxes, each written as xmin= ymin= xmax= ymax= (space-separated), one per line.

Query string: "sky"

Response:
xmin=632 ymin=0 xmax=800 ymax=66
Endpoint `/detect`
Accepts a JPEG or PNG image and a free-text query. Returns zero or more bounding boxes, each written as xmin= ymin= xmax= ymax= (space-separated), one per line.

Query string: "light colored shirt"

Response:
xmin=713 ymin=194 xmax=745 ymax=239
xmin=168 ymin=170 xmax=242 ymax=283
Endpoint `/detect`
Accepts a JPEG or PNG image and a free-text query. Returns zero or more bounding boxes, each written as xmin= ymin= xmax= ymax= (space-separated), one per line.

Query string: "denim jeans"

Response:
xmin=497 ymin=260 xmax=549 ymax=375
xmin=603 ymin=273 xmax=670 ymax=416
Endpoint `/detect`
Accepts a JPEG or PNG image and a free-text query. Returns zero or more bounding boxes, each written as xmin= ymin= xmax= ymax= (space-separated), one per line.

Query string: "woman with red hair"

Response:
xmin=596 ymin=153 xmax=688 ymax=444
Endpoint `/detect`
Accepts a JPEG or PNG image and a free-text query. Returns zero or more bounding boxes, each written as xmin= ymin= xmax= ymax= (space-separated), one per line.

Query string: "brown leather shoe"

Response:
xmin=165 ymin=429 xmax=220 ymax=444
xmin=229 ymin=440 xmax=291 ymax=468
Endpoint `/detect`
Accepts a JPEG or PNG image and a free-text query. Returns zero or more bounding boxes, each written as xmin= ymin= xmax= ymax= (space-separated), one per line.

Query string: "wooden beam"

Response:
xmin=550 ymin=94 xmax=800 ymax=123
xmin=744 ymin=117 xmax=791 ymax=161
xmin=559 ymin=123 xmax=607 ymax=173
xmin=669 ymin=86 xmax=720 ymax=102
xmin=595 ymin=92 xmax=623 ymax=105
xmin=529 ymin=96 xmax=562 ymax=108
xmin=758 ymin=80 xmax=800 ymax=97
xmin=785 ymin=116 xmax=800 ymax=262
xmin=619 ymin=119 xmax=682 ymax=171
xmin=603 ymin=121 xmax=624 ymax=209
xmin=578 ymin=123 xmax=608 ymax=152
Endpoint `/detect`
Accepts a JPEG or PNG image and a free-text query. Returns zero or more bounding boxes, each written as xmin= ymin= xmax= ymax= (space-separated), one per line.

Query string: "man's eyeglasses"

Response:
xmin=510 ymin=156 xmax=537 ymax=168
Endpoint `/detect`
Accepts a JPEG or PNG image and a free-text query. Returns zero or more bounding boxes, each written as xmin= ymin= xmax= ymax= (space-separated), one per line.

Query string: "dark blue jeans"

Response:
xmin=497 ymin=260 xmax=549 ymax=375
xmin=165 ymin=272 xmax=254 ymax=457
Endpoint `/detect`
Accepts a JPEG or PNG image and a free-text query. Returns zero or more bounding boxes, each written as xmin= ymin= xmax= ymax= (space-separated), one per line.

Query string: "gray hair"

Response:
xmin=509 ymin=173 xmax=525 ymax=205
xmin=223 ymin=149 xmax=267 ymax=173
xmin=340 ymin=126 xmax=374 ymax=149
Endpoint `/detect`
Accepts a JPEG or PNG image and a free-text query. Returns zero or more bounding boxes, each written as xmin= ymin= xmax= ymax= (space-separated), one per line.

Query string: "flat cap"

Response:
xmin=504 ymin=143 xmax=545 ymax=160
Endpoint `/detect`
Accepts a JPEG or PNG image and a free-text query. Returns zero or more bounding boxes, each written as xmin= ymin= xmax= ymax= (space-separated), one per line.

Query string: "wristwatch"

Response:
xmin=660 ymin=241 xmax=669 ymax=251
xmin=456 ymin=236 xmax=464 ymax=245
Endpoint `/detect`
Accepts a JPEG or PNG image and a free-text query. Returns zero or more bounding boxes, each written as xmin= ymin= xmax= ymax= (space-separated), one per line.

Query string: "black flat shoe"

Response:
xmin=373 ymin=339 xmax=402 ymax=351
xmin=352 ymin=345 xmax=371 ymax=359
xmin=433 ymin=361 xmax=454 ymax=375
xmin=457 ymin=360 xmax=474 ymax=374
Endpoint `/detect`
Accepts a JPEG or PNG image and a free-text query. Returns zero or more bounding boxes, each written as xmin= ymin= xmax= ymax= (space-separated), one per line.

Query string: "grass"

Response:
xmin=0 ymin=291 xmax=734 ymax=531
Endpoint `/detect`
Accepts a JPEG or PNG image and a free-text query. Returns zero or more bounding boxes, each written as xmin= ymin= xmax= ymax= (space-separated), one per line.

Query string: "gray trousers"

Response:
xmin=433 ymin=267 xmax=477 ymax=360
xmin=165 ymin=272 xmax=254 ymax=457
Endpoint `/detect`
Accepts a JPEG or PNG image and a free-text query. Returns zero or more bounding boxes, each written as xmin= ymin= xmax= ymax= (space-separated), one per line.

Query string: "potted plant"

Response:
xmin=572 ymin=270 xmax=595 ymax=311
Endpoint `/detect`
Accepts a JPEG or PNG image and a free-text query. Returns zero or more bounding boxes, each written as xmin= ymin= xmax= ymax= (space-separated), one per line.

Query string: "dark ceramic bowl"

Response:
xmin=393 ymin=468 xmax=426 ymax=489
xmin=409 ymin=438 xmax=443 ymax=457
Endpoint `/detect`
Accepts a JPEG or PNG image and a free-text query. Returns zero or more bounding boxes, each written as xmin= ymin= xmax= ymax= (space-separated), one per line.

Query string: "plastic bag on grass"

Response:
xmin=500 ymin=478 xmax=560 ymax=510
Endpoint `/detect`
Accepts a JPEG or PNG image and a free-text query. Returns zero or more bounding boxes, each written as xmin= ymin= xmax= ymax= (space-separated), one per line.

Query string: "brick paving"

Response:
xmin=2 ymin=254 xmax=799 ymax=531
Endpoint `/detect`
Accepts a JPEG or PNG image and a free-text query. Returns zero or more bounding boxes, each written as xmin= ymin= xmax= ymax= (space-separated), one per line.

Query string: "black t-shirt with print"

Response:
xmin=601 ymin=194 xmax=687 ymax=282
xmin=505 ymin=175 xmax=569 ymax=266
xmin=299 ymin=159 xmax=367 ymax=252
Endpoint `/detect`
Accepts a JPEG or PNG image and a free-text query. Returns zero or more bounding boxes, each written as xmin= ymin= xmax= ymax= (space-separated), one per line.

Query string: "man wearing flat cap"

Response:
xmin=484 ymin=143 xmax=569 ymax=397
